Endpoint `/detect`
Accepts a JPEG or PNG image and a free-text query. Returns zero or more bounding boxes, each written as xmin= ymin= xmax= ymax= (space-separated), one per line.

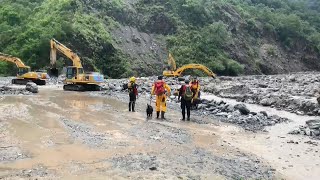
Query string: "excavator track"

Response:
xmin=12 ymin=78 xmax=46 ymax=85
xmin=63 ymin=84 xmax=101 ymax=91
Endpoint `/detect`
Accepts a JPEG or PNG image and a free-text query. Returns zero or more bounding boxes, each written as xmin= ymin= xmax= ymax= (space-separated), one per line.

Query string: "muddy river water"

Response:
xmin=0 ymin=87 xmax=319 ymax=179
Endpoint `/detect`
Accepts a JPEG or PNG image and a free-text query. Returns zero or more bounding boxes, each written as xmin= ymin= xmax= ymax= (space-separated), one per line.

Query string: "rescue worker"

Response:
xmin=178 ymin=79 xmax=193 ymax=121
xmin=128 ymin=76 xmax=138 ymax=112
xmin=190 ymin=77 xmax=201 ymax=99
xmin=151 ymin=76 xmax=171 ymax=119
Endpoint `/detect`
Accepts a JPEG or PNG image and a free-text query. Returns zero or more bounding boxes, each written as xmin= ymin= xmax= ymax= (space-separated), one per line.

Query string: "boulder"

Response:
xmin=260 ymin=98 xmax=274 ymax=106
xmin=317 ymin=96 xmax=320 ymax=105
xmin=25 ymin=82 xmax=38 ymax=93
xmin=234 ymin=104 xmax=250 ymax=115
xmin=306 ymin=119 xmax=320 ymax=129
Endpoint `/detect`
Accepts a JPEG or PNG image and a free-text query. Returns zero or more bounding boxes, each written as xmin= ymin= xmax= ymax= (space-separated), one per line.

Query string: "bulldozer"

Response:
xmin=163 ymin=53 xmax=216 ymax=78
xmin=50 ymin=38 xmax=104 ymax=91
xmin=0 ymin=52 xmax=47 ymax=85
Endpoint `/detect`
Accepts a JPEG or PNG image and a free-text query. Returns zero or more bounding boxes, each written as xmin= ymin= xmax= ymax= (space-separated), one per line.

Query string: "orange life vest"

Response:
xmin=191 ymin=81 xmax=199 ymax=90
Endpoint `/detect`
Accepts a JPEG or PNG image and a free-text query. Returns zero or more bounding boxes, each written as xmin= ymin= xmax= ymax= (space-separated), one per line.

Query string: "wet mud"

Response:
xmin=0 ymin=84 xmax=319 ymax=179
xmin=0 ymin=87 xmax=280 ymax=179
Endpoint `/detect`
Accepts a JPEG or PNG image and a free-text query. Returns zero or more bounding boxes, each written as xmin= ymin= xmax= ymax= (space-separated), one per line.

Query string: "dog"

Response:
xmin=146 ymin=104 xmax=153 ymax=118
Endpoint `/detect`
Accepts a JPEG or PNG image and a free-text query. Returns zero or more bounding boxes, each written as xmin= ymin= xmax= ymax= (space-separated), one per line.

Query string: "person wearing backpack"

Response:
xmin=128 ymin=76 xmax=138 ymax=112
xmin=151 ymin=76 xmax=171 ymax=119
xmin=178 ymin=79 xmax=193 ymax=121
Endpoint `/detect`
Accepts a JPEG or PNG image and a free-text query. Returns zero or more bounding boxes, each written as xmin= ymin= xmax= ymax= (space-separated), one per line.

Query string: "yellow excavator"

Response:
xmin=50 ymin=38 xmax=104 ymax=91
xmin=163 ymin=53 xmax=216 ymax=78
xmin=0 ymin=52 xmax=47 ymax=85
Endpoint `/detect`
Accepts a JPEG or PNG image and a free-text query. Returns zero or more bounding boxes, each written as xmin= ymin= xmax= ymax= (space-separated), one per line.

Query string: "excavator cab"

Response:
xmin=66 ymin=66 xmax=84 ymax=80
xmin=17 ymin=67 xmax=31 ymax=76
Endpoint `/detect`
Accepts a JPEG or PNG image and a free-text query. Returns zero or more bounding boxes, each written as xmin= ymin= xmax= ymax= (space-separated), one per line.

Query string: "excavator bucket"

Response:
xmin=49 ymin=68 xmax=59 ymax=77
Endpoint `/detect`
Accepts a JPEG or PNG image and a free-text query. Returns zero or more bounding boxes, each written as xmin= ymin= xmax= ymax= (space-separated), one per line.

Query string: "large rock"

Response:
xmin=317 ymin=96 xmax=320 ymax=105
xmin=25 ymin=82 xmax=38 ymax=93
xmin=306 ymin=119 xmax=320 ymax=129
xmin=260 ymin=97 xmax=276 ymax=106
xmin=234 ymin=104 xmax=250 ymax=115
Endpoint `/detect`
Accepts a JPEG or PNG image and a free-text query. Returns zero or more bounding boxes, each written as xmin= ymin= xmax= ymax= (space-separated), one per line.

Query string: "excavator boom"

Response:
xmin=175 ymin=64 xmax=216 ymax=78
xmin=50 ymin=39 xmax=82 ymax=68
xmin=163 ymin=53 xmax=216 ymax=78
xmin=0 ymin=52 xmax=29 ymax=68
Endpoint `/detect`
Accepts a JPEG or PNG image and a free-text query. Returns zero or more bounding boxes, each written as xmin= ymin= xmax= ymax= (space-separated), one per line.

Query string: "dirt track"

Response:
xmin=0 ymin=85 xmax=319 ymax=179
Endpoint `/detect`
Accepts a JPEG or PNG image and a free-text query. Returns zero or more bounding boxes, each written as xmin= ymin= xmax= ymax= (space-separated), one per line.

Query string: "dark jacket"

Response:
xmin=178 ymin=84 xmax=190 ymax=101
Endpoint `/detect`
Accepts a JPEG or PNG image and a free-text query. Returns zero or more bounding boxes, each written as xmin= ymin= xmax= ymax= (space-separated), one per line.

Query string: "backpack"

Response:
xmin=183 ymin=85 xmax=193 ymax=101
xmin=128 ymin=82 xmax=134 ymax=93
xmin=128 ymin=82 xmax=133 ymax=89
xmin=154 ymin=81 xmax=165 ymax=96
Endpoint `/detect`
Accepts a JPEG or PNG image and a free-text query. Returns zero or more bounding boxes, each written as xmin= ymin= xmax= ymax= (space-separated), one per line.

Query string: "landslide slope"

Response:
xmin=1 ymin=0 xmax=320 ymax=77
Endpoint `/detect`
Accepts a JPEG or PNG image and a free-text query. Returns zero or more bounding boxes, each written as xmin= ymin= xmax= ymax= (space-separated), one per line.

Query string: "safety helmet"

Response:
xmin=130 ymin=76 xmax=136 ymax=82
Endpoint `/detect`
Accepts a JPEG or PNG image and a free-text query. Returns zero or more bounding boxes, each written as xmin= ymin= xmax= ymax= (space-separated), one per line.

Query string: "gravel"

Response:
xmin=202 ymin=72 xmax=320 ymax=116
xmin=100 ymin=77 xmax=290 ymax=132
xmin=108 ymin=148 xmax=275 ymax=179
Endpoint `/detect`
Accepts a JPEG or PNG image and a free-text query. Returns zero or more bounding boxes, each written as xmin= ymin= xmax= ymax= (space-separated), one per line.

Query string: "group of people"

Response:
xmin=126 ymin=75 xmax=201 ymax=121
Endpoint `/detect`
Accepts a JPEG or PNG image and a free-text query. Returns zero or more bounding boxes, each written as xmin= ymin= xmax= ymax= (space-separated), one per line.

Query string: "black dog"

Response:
xmin=146 ymin=104 xmax=153 ymax=118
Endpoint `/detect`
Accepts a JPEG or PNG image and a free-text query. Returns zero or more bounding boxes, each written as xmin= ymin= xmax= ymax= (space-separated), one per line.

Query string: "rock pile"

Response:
xmin=102 ymin=77 xmax=289 ymax=131
xmin=289 ymin=120 xmax=320 ymax=140
xmin=196 ymin=100 xmax=288 ymax=131
xmin=0 ymin=86 xmax=32 ymax=95
xmin=202 ymin=72 xmax=320 ymax=116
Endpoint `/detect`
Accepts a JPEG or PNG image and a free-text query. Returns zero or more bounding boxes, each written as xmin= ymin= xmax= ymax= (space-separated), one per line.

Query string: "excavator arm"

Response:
xmin=50 ymin=39 xmax=83 ymax=68
xmin=163 ymin=53 xmax=216 ymax=78
xmin=175 ymin=64 xmax=216 ymax=78
xmin=163 ymin=63 xmax=216 ymax=78
xmin=0 ymin=52 xmax=29 ymax=69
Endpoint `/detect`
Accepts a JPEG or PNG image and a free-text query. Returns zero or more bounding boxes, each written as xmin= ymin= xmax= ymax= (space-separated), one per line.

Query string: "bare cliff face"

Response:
xmin=103 ymin=0 xmax=320 ymax=76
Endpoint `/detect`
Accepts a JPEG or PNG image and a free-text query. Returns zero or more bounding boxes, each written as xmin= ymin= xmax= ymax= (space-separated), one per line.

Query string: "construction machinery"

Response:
xmin=0 ymin=52 xmax=47 ymax=85
xmin=50 ymin=38 xmax=104 ymax=91
xmin=163 ymin=53 xmax=216 ymax=78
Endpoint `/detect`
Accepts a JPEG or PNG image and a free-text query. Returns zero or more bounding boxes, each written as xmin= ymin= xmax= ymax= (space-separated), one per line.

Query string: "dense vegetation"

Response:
xmin=1 ymin=0 xmax=320 ymax=77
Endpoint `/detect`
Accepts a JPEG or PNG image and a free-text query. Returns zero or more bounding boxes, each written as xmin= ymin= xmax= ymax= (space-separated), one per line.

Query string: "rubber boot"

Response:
xmin=132 ymin=102 xmax=135 ymax=112
xmin=129 ymin=102 xmax=132 ymax=112
xmin=181 ymin=112 xmax=185 ymax=121
xmin=156 ymin=111 xmax=160 ymax=119
xmin=161 ymin=111 xmax=166 ymax=120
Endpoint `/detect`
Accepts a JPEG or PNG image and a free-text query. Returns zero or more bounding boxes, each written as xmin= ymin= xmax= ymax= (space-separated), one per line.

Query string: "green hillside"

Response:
xmin=1 ymin=0 xmax=320 ymax=77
